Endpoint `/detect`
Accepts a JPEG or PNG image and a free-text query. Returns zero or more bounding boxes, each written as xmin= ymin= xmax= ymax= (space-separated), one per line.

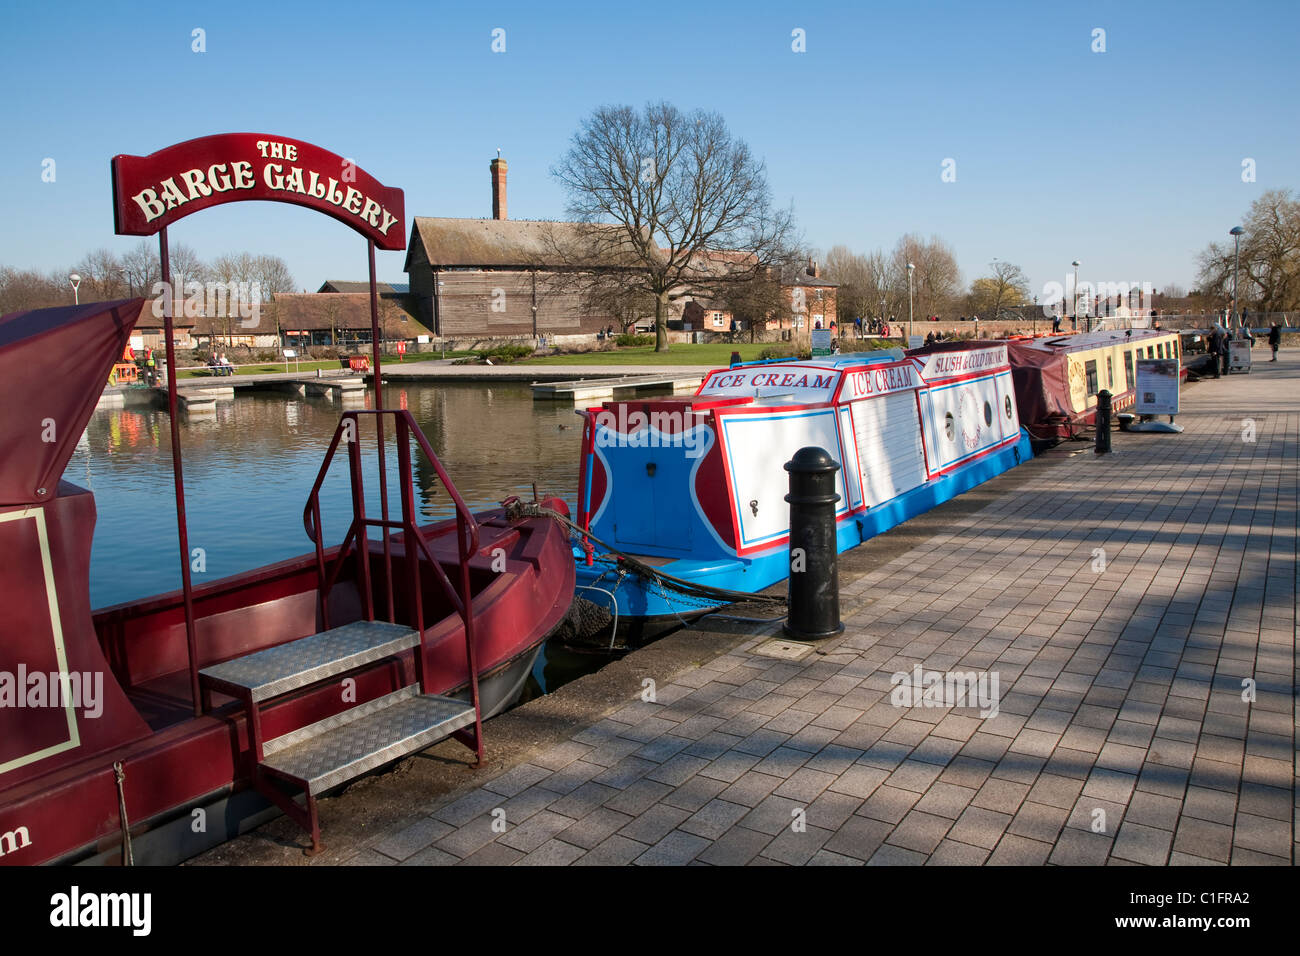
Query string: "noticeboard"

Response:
xmin=1135 ymin=359 xmax=1179 ymax=415
xmin=811 ymin=328 xmax=833 ymax=356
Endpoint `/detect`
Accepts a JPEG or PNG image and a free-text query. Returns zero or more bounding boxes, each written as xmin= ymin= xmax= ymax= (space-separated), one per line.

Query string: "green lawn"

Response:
xmin=520 ymin=343 xmax=774 ymax=366
xmin=518 ymin=341 xmax=893 ymax=367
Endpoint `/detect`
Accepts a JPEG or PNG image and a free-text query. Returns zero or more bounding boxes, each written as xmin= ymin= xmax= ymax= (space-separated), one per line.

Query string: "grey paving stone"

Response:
xmin=456 ymin=842 xmax=526 ymax=866
xmin=1111 ymin=821 xmax=1173 ymax=865
xmin=887 ymin=810 xmax=953 ymax=855
xmin=1048 ymin=828 xmax=1113 ymax=866
xmin=574 ymin=834 xmax=650 ymax=866
xmin=696 ymin=825 xmax=774 ymax=866
xmin=717 ymin=770 xmax=783 ymax=807
xmin=554 ymin=806 xmax=635 ymax=851
xmin=680 ymin=799 xmax=751 ymax=840
xmin=761 ymin=825 xmax=835 ymax=866
xmin=498 ymin=810 xmax=577 ymax=853
xmin=1173 ymin=816 xmax=1234 ymax=864
xmin=516 ymin=839 xmax=586 ymax=866
xmin=946 ymin=806 xmax=1013 ymax=850
xmin=634 ymin=829 xmax=712 ymax=866
xmin=987 ymin=834 xmax=1053 ymax=865
xmin=927 ymin=839 xmax=992 ymax=865
xmin=372 ymin=816 xmax=454 ymax=861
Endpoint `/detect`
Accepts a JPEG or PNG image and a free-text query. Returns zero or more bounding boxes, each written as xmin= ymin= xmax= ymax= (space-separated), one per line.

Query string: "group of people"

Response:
xmin=1205 ymin=323 xmax=1284 ymax=377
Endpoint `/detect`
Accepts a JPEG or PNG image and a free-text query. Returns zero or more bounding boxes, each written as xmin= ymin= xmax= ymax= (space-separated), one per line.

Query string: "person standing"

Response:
xmin=1268 ymin=323 xmax=1281 ymax=362
xmin=1208 ymin=326 xmax=1223 ymax=378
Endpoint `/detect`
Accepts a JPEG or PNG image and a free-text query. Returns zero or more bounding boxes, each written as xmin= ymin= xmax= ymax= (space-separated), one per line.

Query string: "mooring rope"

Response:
xmin=113 ymin=761 xmax=134 ymax=866
xmin=504 ymin=499 xmax=785 ymax=608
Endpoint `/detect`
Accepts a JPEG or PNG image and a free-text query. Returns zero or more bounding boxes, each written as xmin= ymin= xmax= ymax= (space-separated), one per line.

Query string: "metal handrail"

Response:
xmin=301 ymin=411 xmax=483 ymax=738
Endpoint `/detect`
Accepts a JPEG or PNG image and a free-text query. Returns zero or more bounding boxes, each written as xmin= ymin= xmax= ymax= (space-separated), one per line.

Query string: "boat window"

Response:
xmin=1124 ymin=351 xmax=1134 ymax=389
xmin=984 ymin=401 xmax=993 ymax=426
xmin=1085 ymin=359 xmax=1098 ymax=395
xmin=1106 ymin=356 xmax=1114 ymax=387
xmin=1147 ymin=346 xmax=1154 ymax=358
xmin=1005 ymin=395 xmax=1013 ymax=419
xmin=944 ymin=412 xmax=955 ymax=442
xmin=1157 ymin=343 xmax=1165 ymax=359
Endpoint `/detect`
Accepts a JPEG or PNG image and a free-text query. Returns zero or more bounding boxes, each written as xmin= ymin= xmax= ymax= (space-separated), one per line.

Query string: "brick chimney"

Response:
xmin=807 ymin=257 xmax=819 ymax=278
xmin=490 ymin=153 xmax=507 ymax=220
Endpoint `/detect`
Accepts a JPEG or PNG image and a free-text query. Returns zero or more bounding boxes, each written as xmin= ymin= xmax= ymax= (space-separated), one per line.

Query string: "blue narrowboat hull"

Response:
xmin=574 ymin=427 xmax=1032 ymax=621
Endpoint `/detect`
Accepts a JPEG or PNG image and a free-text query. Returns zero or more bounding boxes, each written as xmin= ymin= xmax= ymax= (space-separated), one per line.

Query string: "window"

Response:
xmin=1005 ymin=396 xmax=1013 ymax=419
xmin=1157 ymin=343 xmax=1165 ymax=359
xmin=1106 ymin=356 xmax=1114 ymax=387
xmin=944 ymin=412 xmax=955 ymax=442
xmin=984 ymin=401 xmax=993 ymax=426
xmin=1085 ymin=359 xmax=1098 ymax=395
xmin=1124 ymin=351 xmax=1134 ymax=390
xmin=1147 ymin=346 xmax=1154 ymax=358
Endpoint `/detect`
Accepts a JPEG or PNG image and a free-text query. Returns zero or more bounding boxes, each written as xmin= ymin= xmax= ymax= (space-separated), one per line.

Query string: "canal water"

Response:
xmin=72 ymin=382 xmax=600 ymax=692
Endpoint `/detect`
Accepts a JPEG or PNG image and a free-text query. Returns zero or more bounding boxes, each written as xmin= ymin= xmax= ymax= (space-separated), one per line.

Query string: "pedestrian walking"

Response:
xmin=1268 ymin=323 xmax=1281 ymax=361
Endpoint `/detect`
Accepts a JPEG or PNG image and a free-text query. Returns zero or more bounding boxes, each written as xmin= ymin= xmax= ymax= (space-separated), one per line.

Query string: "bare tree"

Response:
xmin=73 ymin=248 xmax=128 ymax=300
xmin=550 ymin=101 xmax=798 ymax=351
xmin=120 ymin=239 xmax=160 ymax=296
xmin=1197 ymin=189 xmax=1300 ymax=314
xmin=890 ymin=234 xmax=961 ymax=320
xmin=966 ymin=260 xmax=1029 ymax=317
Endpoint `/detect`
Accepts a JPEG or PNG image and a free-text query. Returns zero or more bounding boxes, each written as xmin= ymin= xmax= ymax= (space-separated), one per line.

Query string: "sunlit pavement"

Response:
xmin=336 ymin=349 xmax=1297 ymax=865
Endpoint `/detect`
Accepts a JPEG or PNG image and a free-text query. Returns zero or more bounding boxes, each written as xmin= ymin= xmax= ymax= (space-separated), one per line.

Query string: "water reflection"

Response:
xmin=75 ymin=384 xmax=583 ymax=610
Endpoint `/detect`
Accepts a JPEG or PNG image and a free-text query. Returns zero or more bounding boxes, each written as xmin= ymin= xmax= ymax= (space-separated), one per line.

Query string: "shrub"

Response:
xmin=615 ymin=333 xmax=655 ymax=347
xmin=453 ymin=343 xmax=534 ymax=365
xmin=758 ymin=345 xmax=811 ymax=361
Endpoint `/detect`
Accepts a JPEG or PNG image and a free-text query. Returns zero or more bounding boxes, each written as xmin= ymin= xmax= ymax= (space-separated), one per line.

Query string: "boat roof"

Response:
xmin=1014 ymin=328 xmax=1171 ymax=353
xmin=0 ymin=298 xmax=145 ymax=505
xmin=730 ymin=348 xmax=904 ymax=371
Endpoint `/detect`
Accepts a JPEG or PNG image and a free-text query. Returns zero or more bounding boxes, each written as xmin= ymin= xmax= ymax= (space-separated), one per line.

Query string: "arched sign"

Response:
xmin=111 ymin=133 xmax=406 ymax=250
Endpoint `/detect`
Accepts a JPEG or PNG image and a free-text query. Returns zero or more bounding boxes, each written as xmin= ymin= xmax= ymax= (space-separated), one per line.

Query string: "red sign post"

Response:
xmin=111 ymin=133 xmax=406 ymax=715
xmin=112 ymin=133 xmax=405 ymax=249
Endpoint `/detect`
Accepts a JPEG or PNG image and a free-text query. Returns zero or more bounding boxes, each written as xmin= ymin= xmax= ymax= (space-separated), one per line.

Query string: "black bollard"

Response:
xmin=1095 ymin=389 xmax=1112 ymax=455
xmin=784 ymin=447 xmax=845 ymax=640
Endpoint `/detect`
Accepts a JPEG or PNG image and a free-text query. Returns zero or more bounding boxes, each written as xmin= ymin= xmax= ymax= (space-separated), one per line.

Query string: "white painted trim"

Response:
xmin=0 ymin=507 xmax=80 ymax=776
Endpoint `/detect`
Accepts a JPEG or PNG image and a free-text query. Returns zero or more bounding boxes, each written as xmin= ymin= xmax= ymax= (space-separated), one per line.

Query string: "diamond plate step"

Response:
xmin=199 ymin=620 xmax=418 ymax=702
xmin=260 ymin=685 xmax=476 ymax=793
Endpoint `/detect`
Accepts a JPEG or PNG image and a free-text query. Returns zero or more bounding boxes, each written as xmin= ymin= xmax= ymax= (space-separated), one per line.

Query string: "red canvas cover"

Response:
xmin=1005 ymin=342 xmax=1072 ymax=432
xmin=0 ymin=299 xmax=144 ymax=505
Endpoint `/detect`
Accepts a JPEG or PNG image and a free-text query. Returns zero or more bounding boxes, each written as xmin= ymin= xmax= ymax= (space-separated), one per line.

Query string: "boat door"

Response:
xmin=612 ymin=445 xmax=694 ymax=553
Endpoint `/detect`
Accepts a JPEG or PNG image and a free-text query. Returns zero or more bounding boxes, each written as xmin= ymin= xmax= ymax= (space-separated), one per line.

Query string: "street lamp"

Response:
xmin=1071 ymin=260 xmax=1080 ymax=332
xmin=906 ymin=262 xmax=915 ymax=343
xmin=1229 ymin=226 xmax=1244 ymax=329
xmin=69 ymin=273 xmax=81 ymax=305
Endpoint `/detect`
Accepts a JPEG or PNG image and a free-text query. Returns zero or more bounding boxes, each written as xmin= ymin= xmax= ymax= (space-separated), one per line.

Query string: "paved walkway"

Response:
xmin=345 ymin=357 xmax=1296 ymax=866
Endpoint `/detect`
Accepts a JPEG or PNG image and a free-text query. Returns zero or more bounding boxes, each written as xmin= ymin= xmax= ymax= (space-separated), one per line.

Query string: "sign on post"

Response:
xmin=1135 ymin=359 xmax=1179 ymax=416
xmin=1229 ymin=340 xmax=1252 ymax=373
xmin=283 ymin=348 xmax=298 ymax=373
xmin=810 ymin=328 xmax=833 ymax=357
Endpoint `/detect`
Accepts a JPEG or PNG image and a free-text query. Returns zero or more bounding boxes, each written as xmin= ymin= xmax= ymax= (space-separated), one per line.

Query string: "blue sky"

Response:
xmin=1 ymin=0 xmax=1296 ymax=301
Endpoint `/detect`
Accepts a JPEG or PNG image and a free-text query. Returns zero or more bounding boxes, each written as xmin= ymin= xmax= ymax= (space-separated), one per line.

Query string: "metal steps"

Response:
xmin=260 ymin=685 xmax=475 ymax=793
xmin=196 ymin=618 xmax=482 ymax=853
xmin=199 ymin=620 xmax=419 ymax=702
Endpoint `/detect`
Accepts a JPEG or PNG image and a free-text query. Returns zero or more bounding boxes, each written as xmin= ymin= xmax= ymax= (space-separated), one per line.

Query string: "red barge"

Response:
xmin=0 ymin=135 xmax=575 ymax=865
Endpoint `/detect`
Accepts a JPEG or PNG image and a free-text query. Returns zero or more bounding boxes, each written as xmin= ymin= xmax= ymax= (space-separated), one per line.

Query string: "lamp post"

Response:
xmin=1071 ymin=260 xmax=1080 ymax=332
xmin=69 ymin=273 xmax=81 ymax=305
xmin=906 ymin=262 xmax=915 ymax=344
xmin=1229 ymin=226 xmax=1244 ymax=329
